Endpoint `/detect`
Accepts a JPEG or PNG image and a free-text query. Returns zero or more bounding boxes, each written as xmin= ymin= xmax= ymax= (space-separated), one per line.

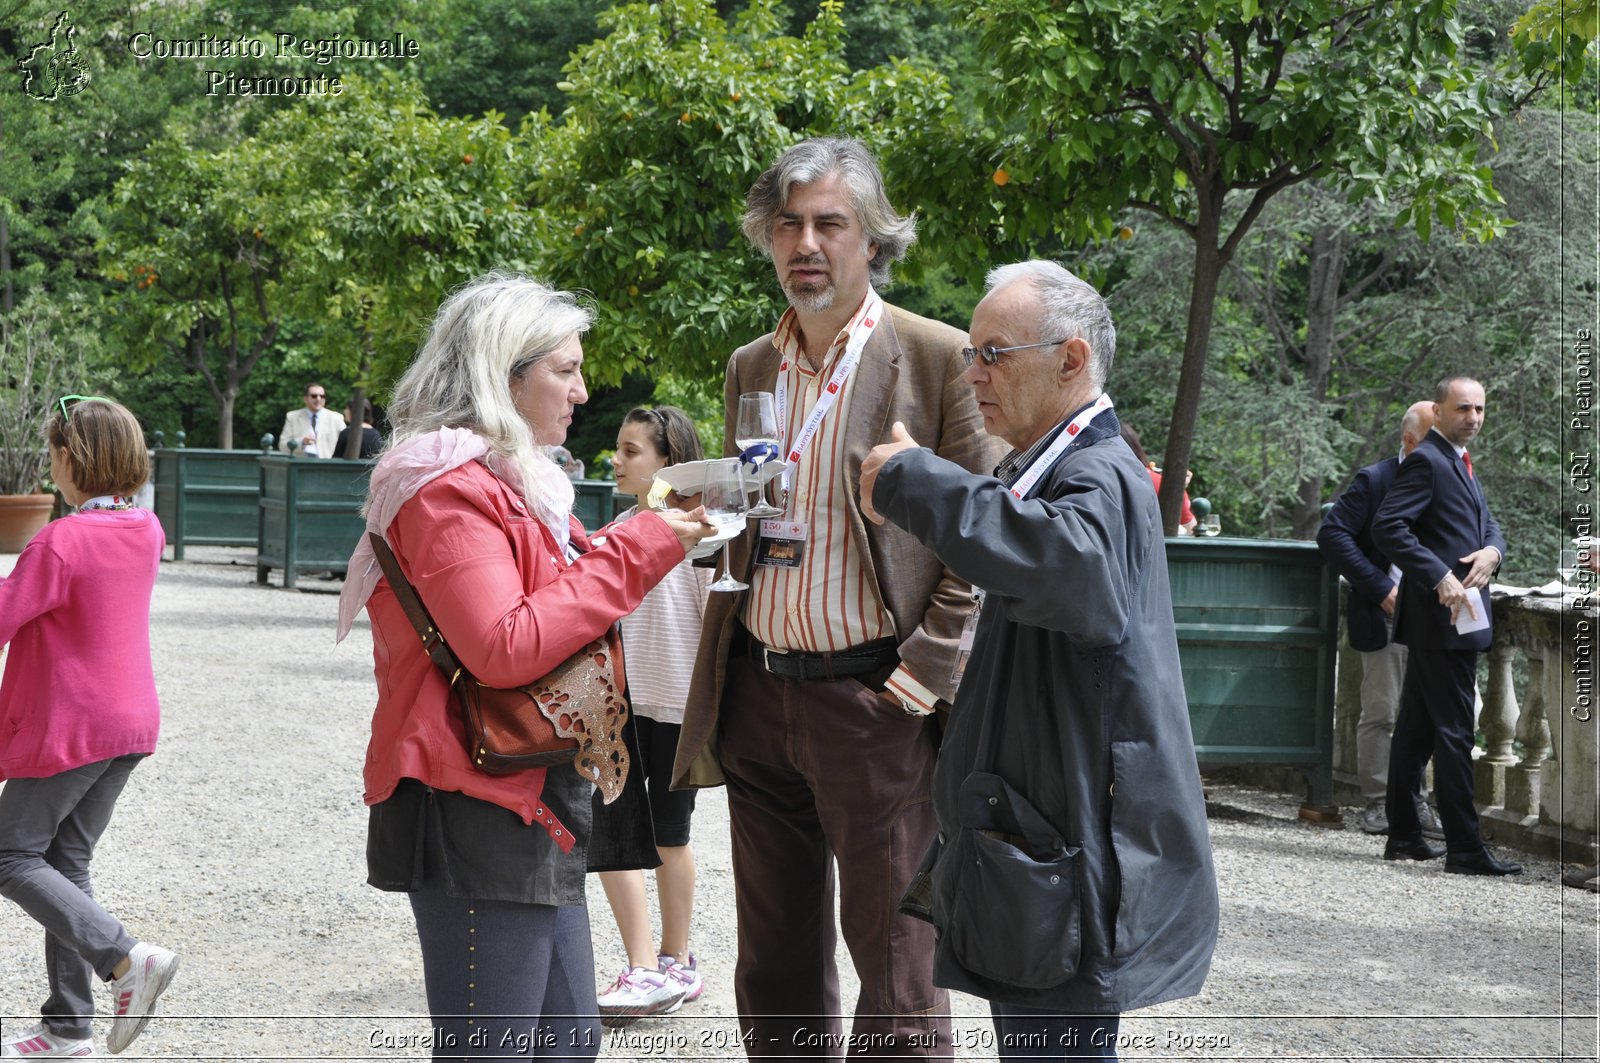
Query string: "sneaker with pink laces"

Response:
xmin=596 ymin=966 xmax=685 ymax=1028
xmin=657 ymin=953 xmax=703 ymax=1006
xmin=106 ymin=941 xmax=180 ymax=1054
xmin=1 ymin=1022 xmax=95 ymax=1058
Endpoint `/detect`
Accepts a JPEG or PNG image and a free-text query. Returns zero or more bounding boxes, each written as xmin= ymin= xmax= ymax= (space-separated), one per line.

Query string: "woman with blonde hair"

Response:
xmin=337 ymin=272 xmax=710 ymax=1059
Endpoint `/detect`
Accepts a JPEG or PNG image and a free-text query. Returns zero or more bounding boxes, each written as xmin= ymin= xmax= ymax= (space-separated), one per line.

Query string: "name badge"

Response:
xmin=951 ymin=590 xmax=984 ymax=686
xmin=754 ymin=519 xmax=808 ymax=568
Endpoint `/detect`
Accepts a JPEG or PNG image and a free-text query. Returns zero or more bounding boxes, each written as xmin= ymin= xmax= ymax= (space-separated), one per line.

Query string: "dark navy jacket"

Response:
xmin=1316 ymin=456 xmax=1400 ymax=653
xmin=876 ymin=412 xmax=1217 ymax=1011
xmin=1372 ymin=430 xmax=1506 ymax=652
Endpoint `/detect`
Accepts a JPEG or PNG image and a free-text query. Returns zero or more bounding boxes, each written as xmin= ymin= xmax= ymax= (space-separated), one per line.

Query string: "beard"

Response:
xmin=781 ymin=256 xmax=835 ymax=314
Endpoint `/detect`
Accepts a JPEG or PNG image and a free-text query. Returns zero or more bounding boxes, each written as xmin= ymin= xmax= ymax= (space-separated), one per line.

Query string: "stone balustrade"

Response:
xmin=1333 ymin=585 xmax=1598 ymax=873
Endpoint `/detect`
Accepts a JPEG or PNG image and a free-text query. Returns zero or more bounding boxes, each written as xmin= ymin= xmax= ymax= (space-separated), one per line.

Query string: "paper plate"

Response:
xmin=655 ymin=458 xmax=788 ymax=496
xmin=685 ymin=518 xmax=747 ymax=561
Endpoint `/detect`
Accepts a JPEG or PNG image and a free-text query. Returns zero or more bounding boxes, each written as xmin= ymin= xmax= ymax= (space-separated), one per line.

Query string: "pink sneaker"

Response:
xmin=597 ymin=966 xmax=685 ymax=1028
xmin=658 ymin=952 xmax=703 ymax=1004
xmin=106 ymin=941 xmax=180 ymax=1054
xmin=1 ymin=1022 xmax=95 ymax=1057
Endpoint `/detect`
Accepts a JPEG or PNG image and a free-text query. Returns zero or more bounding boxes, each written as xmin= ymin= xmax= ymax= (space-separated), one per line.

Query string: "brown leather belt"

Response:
xmin=741 ymin=631 xmax=900 ymax=682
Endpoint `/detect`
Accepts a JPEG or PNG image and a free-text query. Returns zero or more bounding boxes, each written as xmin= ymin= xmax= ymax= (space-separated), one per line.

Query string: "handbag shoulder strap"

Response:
xmin=366 ymin=530 xmax=462 ymax=681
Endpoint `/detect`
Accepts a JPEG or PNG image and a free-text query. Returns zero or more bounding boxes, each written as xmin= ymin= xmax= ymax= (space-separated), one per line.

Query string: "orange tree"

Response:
xmin=251 ymin=74 xmax=538 ymax=454
xmin=101 ymin=75 xmax=536 ymax=447
xmin=894 ymin=0 xmax=1516 ymax=532
xmin=528 ymin=0 xmax=953 ymax=388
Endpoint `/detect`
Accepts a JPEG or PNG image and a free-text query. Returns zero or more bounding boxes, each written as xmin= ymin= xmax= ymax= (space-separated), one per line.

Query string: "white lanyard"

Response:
xmin=772 ymin=289 xmax=884 ymax=500
xmin=1007 ymin=393 xmax=1115 ymax=501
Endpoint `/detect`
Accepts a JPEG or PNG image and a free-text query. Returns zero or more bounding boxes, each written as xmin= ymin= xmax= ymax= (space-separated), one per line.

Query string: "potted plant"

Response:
xmin=0 ymin=297 xmax=89 ymax=552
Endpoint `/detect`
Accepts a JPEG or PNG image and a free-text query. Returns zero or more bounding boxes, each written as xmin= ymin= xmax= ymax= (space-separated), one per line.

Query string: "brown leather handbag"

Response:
xmin=367 ymin=532 xmax=631 ymax=803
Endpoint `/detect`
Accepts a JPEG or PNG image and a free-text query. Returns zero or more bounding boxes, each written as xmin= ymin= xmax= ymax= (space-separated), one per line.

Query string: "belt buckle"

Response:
xmin=761 ymin=645 xmax=784 ymax=674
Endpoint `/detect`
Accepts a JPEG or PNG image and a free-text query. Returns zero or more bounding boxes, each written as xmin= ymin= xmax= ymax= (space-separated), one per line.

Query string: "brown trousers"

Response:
xmin=719 ymin=654 xmax=951 ymax=1060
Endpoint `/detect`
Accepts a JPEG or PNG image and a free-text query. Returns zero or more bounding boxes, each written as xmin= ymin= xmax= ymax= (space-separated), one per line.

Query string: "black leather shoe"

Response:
xmin=1384 ymin=838 xmax=1445 ymax=861
xmin=1445 ymin=849 xmax=1524 ymax=876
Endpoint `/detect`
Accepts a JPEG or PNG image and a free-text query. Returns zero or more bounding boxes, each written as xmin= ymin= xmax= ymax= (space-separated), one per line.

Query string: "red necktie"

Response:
xmin=1463 ymin=450 xmax=1473 ymax=479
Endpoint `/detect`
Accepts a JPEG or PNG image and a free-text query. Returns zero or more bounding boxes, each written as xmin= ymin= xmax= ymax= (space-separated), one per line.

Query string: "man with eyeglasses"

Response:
xmin=859 ymin=260 xmax=1218 ymax=1061
xmin=672 ymin=137 xmax=1000 ymax=1059
xmin=277 ymin=382 xmax=345 ymax=458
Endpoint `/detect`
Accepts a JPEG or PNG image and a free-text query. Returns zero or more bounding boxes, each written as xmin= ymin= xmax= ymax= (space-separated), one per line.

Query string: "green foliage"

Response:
xmin=529 ymin=0 xmax=956 ymax=387
xmin=0 ymin=295 xmax=92 ymax=493
xmin=1078 ymin=105 xmax=1582 ymax=580
xmin=418 ymin=0 xmax=606 ymax=122
xmin=1512 ymin=0 xmax=1599 ymax=86
xmin=931 ymin=0 xmax=1509 ymax=247
xmin=98 ymin=73 xmax=538 ymax=445
xmin=256 ymin=73 xmax=541 ymax=392
xmin=897 ymin=0 xmax=1521 ymax=531
xmin=99 ymin=124 xmax=292 ymax=448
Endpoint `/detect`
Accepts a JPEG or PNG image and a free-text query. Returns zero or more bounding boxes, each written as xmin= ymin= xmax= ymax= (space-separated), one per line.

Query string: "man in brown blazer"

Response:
xmin=672 ymin=138 xmax=1000 ymax=1059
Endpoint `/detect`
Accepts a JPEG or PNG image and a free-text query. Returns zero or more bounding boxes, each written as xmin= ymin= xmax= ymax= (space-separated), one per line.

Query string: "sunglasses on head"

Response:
xmin=58 ymin=395 xmax=112 ymax=421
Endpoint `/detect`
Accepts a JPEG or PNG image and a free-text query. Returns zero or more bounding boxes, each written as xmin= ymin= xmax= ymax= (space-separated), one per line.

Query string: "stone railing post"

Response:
xmin=1504 ymin=646 xmax=1554 ymax=819
xmin=1475 ymin=638 xmax=1520 ymax=808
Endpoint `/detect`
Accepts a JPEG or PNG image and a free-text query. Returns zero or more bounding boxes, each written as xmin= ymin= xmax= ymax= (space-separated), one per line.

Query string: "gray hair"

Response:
xmin=387 ymin=270 xmax=593 ymax=480
xmin=742 ymin=137 xmax=916 ymax=288
xmin=985 ymin=260 xmax=1117 ymax=389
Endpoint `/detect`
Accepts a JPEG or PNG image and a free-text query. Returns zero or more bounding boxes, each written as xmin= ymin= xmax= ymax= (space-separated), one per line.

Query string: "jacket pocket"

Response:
xmin=933 ymin=771 xmax=1083 ymax=989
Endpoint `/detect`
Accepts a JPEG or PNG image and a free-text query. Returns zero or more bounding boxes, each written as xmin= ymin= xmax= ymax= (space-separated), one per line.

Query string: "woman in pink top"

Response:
xmin=336 ymin=273 xmax=711 ymax=1060
xmin=0 ymin=398 xmax=178 ymax=1058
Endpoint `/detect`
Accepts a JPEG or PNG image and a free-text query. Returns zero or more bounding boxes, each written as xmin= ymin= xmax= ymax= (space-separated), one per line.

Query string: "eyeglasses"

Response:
xmin=306 ymin=392 xmax=326 ymax=400
xmin=960 ymin=339 xmax=1068 ymax=367
xmin=58 ymin=395 xmax=112 ymax=421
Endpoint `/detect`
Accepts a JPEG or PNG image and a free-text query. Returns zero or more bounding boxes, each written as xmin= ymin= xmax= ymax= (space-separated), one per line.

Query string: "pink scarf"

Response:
xmin=335 ymin=427 xmax=573 ymax=642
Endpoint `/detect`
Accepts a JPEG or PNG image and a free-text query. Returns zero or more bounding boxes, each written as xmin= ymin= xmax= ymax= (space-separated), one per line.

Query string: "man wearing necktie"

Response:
xmin=277 ymin=382 xmax=345 ymax=458
xmin=1373 ymin=376 xmax=1521 ymax=875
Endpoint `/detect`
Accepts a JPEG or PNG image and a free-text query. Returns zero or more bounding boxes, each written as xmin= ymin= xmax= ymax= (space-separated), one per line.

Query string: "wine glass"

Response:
xmin=1558 ymin=546 xmax=1581 ymax=589
xmin=703 ymin=459 xmax=751 ymax=592
xmin=1202 ymin=513 xmax=1222 ymax=537
xmin=736 ymin=392 xmax=783 ymax=518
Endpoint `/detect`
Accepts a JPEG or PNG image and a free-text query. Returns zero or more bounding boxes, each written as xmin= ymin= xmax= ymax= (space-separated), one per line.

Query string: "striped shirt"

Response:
xmin=741 ymin=297 xmax=940 ymax=714
xmin=616 ymin=509 xmax=712 ymax=725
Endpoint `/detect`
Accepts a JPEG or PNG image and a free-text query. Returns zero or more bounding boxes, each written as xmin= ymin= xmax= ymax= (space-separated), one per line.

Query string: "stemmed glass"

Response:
xmin=1202 ymin=513 xmax=1222 ymax=537
xmin=736 ymin=392 xmax=783 ymax=518
xmin=703 ymin=459 xmax=751 ymax=592
xmin=1558 ymin=546 xmax=1581 ymax=589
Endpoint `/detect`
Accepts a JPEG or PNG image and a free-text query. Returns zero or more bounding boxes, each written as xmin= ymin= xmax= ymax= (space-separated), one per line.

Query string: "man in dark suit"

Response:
xmin=1317 ymin=401 xmax=1443 ymax=836
xmin=1373 ymin=376 xmax=1521 ymax=875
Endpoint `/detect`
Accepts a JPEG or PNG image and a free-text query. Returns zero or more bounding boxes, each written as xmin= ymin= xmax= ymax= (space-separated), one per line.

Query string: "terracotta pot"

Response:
xmin=0 ymin=493 xmax=55 ymax=554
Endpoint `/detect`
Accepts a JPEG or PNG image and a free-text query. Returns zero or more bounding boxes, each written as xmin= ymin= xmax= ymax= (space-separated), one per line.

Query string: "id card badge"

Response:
xmin=754 ymin=519 xmax=809 ymax=568
xmin=951 ymin=589 xmax=985 ymax=686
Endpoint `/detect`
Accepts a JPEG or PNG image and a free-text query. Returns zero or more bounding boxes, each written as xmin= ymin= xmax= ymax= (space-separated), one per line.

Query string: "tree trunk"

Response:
xmin=1 ymin=211 xmax=12 ymax=318
xmin=216 ymin=391 xmax=235 ymax=450
xmin=344 ymin=307 xmax=375 ymax=459
xmin=1291 ymin=226 xmax=1345 ymax=538
xmin=1158 ymin=228 xmax=1224 ymax=535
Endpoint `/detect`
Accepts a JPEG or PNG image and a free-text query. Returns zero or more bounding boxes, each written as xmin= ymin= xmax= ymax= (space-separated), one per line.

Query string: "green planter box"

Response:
xmin=152 ymin=448 xmax=263 ymax=560
xmin=573 ymin=479 xmax=626 ymax=531
xmin=255 ymin=455 xmax=371 ymax=589
xmin=1167 ymin=535 xmax=1339 ymax=808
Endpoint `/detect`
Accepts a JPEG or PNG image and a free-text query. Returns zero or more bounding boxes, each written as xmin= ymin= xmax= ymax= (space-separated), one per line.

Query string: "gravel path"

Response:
xmin=1 ymin=548 xmax=1595 ymax=1061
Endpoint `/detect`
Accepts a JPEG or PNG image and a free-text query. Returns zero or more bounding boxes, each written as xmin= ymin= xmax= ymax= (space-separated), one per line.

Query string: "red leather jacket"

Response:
xmin=363 ymin=460 xmax=682 ymax=848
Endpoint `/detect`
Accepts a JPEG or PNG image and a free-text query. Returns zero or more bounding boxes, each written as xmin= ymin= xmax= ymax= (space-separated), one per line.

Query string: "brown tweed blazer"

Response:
xmin=671 ymin=302 xmax=1005 ymax=788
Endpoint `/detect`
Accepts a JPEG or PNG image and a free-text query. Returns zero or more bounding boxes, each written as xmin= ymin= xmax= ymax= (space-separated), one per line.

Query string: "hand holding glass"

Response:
xmin=703 ymin=460 xmax=751 ymax=592
xmin=736 ymin=392 xmax=783 ymax=518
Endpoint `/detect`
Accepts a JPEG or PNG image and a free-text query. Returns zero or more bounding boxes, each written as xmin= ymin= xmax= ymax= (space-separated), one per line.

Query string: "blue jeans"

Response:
xmin=409 ymin=885 xmax=600 ymax=1061
xmin=989 ymin=1002 xmax=1120 ymax=1060
xmin=0 ymin=756 xmax=144 ymax=1040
